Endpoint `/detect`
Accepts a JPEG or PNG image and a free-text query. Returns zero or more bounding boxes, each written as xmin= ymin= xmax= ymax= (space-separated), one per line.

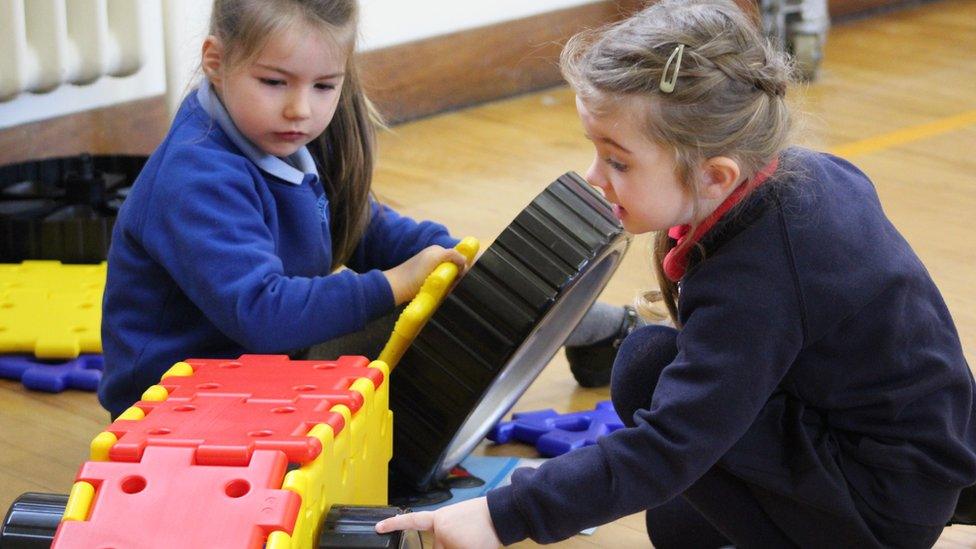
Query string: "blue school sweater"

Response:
xmin=99 ymin=84 xmax=456 ymax=416
xmin=487 ymin=149 xmax=976 ymax=544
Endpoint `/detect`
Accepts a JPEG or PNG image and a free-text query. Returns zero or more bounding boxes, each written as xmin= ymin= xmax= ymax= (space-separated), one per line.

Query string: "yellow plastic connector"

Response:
xmin=160 ymin=361 xmax=194 ymax=379
xmin=88 ymin=405 xmax=144 ymax=461
xmin=141 ymin=384 xmax=169 ymax=402
xmin=378 ymin=237 xmax=479 ymax=369
xmin=62 ymin=481 xmax=95 ymax=522
xmin=89 ymin=431 xmax=118 ymax=461
xmin=117 ymin=405 xmax=146 ymax=421
xmin=266 ymin=530 xmax=292 ymax=548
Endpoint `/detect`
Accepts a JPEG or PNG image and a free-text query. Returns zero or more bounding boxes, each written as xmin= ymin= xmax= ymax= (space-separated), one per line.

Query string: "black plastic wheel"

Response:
xmin=390 ymin=172 xmax=631 ymax=490
xmin=0 ymin=492 xmax=66 ymax=548
xmin=0 ymin=153 xmax=147 ymax=263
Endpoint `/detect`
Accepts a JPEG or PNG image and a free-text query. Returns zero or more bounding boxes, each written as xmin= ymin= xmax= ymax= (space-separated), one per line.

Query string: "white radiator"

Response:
xmin=0 ymin=0 xmax=167 ymax=128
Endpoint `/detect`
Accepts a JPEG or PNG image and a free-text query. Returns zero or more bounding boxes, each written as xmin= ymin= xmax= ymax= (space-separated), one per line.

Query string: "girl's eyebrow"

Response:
xmin=584 ymin=133 xmax=633 ymax=155
xmin=255 ymin=63 xmax=345 ymax=80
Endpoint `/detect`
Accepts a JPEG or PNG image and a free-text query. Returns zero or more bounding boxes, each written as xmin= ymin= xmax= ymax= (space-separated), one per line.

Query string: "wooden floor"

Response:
xmin=2 ymin=0 xmax=974 ymax=546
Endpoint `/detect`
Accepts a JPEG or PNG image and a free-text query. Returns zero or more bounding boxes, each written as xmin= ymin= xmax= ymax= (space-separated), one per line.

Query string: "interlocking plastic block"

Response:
xmin=105 ymin=393 xmax=350 ymax=466
xmin=0 ymin=354 xmax=102 ymax=392
xmin=487 ymin=400 xmax=624 ymax=457
xmin=52 ymin=446 xmax=300 ymax=549
xmin=0 ymin=261 xmax=105 ymax=358
xmin=85 ymin=355 xmax=393 ymax=549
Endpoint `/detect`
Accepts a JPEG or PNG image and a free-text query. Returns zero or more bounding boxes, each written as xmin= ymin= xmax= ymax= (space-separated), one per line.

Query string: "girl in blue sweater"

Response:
xmin=98 ymin=0 xmax=464 ymax=416
xmin=100 ymin=0 xmax=635 ymax=417
xmin=377 ymin=0 xmax=976 ymax=547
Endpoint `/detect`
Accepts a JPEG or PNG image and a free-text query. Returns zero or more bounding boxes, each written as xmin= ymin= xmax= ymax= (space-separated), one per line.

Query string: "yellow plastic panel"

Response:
xmin=0 ymin=261 xmax=105 ymax=358
xmin=378 ymin=238 xmax=478 ymax=369
xmin=353 ymin=361 xmax=393 ymax=504
xmin=279 ymin=362 xmax=392 ymax=549
xmin=281 ymin=423 xmax=350 ymax=549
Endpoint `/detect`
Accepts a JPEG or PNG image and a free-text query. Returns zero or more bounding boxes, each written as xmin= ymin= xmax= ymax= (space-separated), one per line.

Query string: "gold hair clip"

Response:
xmin=660 ymin=44 xmax=685 ymax=94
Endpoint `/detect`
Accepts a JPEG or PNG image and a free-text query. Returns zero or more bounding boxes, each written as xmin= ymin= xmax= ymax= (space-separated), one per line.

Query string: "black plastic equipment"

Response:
xmin=0 ymin=153 xmax=147 ymax=263
xmin=390 ymin=172 xmax=631 ymax=490
xmin=0 ymin=493 xmax=66 ymax=548
xmin=318 ymin=505 xmax=419 ymax=548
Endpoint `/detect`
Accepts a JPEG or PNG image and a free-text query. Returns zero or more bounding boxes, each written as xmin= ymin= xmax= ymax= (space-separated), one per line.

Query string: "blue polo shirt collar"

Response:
xmin=196 ymin=83 xmax=318 ymax=186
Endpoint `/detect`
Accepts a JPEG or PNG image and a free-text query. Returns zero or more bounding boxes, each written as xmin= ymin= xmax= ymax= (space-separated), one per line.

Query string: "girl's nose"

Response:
xmin=284 ymin=92 xmax=311 ymax=120
xmin=584 ymin=159 xmax=608 ymax=194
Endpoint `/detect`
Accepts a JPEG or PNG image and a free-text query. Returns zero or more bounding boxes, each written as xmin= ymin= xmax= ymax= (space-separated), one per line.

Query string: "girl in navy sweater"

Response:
xmin=377 ymin=0 xmax=976 ymax=547
xmin=100 ymin=0 xmax=634 ymax=417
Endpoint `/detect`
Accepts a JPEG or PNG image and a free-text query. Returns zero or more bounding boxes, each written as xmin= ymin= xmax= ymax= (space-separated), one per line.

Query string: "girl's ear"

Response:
xmin=700 ymin=156 xmax=742 ymax=200
xmin=201 ymin=36 xmax=224 ymax=86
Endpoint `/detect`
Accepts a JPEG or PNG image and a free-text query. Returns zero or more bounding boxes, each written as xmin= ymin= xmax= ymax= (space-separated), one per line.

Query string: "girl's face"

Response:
xmin=208 ymin=23 xmax=347 ymax=158
xmin=576 ymin=96 xmax=695 ymax=234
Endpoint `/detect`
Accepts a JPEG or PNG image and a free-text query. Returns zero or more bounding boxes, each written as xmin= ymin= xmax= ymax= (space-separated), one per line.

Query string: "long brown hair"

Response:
xmin=561 ymin=0 xmax=794 ymax=324
xmin=208 ymin=0 xmax=381 ymax=269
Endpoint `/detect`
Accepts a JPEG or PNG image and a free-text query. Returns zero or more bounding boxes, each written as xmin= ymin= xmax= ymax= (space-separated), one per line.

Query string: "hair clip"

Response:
xmin=659 ymin=44 xmax=685 ymax=94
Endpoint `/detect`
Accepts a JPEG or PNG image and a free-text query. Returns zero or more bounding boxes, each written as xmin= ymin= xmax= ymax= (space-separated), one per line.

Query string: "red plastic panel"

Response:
xmin=52 ymin=446 xmax=300 ymax=549
xmin=160 ymin=355 xmax=384 ymax=412
xmin=107 ymin=394 xmax=349 ymax=466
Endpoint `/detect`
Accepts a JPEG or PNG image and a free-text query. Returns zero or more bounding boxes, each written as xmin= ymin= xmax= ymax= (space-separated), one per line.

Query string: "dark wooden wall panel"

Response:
xmin=0 ymin=0 xmax=924 ymax=165
xmin=358 ymin=0 xmax=643 ymax=124
xmin=0 ymin=96 xmax=167 ymax=166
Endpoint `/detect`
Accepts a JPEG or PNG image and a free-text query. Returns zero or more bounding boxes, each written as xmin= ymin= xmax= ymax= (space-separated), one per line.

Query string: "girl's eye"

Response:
xmin=259 ymin=78 xmax=285 ymax=87
xmin=314 ymin=82 xmax=336 ymax=91
xmin=605 ymin=157 xmax=629 ymax=172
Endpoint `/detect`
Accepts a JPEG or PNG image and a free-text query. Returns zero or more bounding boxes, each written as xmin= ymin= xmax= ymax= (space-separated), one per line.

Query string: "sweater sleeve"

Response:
xmin=345 ymin=200 xmax=459 ymax=273
xmin=140 ymin=152 xmax=394 ymax=353
xmin=486 ymin=214 xmax=806 ymax=544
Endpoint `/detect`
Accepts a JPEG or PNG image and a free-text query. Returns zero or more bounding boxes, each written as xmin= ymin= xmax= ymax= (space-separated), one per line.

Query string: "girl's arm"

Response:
xmin=482 ymin=214 xmax=804 ymax=544
xmin=141 ymin=153 xmax=393 ymax=352
xmin=345 ymin=200 xmax=459 ymax=273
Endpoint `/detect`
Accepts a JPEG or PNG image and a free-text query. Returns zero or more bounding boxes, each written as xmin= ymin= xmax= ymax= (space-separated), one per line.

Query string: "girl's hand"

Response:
xmin=375 ymin=497 xmax=501 ymax=549
xmin=384 ymin=245 xmax=468 ymax=305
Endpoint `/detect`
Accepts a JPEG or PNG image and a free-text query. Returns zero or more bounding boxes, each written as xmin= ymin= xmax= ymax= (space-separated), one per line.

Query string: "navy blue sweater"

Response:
xmin=99 ymin=86 xmax=456 ymax=416
xmin=487 ymin=149 xmax=976 ymax=544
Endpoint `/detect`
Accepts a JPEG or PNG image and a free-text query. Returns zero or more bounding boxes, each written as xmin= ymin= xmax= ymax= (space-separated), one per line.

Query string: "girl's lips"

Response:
xmin=274 ymin=132 xmax=306 ymax=142
xmin=612 ymin=203 xmax=626 ymax=220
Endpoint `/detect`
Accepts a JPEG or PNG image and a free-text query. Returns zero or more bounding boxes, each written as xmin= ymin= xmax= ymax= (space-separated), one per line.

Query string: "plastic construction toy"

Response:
xmin=0 ymin=261 xmax=105 ymax=359
xmin=0 ymin=153 xmax=147 ymax=264
xmin=54 ymin=354 xmax=395 ymax=549
xmin=390 ymin=172 xmax=631 ymax=490
xmin=487 ymin=400 xmax=624 ymax=457
xmin=0 ymin=354 xmax=103 ymax=392
xmin=1 ymin=238 xmax=479 ymax=548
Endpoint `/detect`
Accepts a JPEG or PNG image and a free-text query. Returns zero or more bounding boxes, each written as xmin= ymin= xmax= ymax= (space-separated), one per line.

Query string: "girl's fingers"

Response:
xmin=375 ymin=511 xmax=434 ymax=533
xmin=448 ymin=249 xmax=467 ymax=269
